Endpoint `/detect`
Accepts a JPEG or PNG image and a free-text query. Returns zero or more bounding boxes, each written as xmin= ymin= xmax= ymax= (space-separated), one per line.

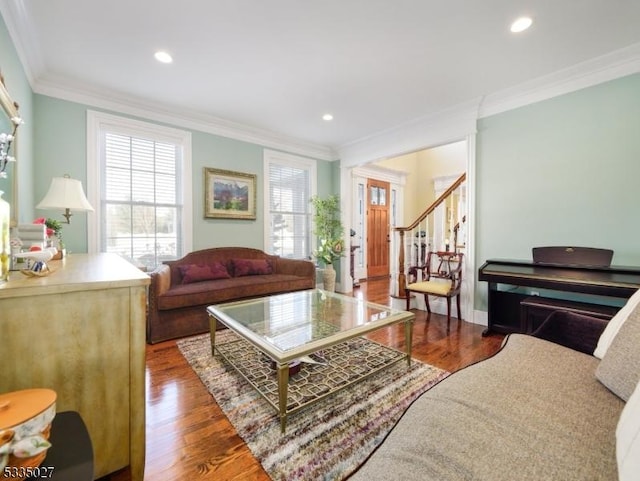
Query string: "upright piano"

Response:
xmin=478 ymin=258 xmax=640 ymax=335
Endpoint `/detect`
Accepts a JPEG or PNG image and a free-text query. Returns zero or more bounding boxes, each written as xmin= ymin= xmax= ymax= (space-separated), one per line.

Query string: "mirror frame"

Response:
xmin=0 ymin=73 xmax=20 ymax=226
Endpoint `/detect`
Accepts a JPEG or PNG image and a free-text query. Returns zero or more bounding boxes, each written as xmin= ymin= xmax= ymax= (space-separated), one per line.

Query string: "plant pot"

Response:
xmin=322 ymin=264 xmax=336 ymax=292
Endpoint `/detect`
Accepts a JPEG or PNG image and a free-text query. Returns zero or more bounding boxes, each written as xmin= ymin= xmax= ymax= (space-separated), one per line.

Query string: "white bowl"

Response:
xmin=18 ymin=250 xmax=54 ymax=262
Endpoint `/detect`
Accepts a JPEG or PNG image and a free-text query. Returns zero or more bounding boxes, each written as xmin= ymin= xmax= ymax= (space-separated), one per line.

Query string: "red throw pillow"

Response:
xmin=180 ymin=262 xmax=231 ymax=284
xmin=231 ymin=258 xmax=274 ymax=277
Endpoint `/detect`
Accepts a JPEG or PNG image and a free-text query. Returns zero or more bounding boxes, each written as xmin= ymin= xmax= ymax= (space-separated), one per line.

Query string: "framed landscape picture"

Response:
xmin=204 ymin=167 xmax=257 ymax=220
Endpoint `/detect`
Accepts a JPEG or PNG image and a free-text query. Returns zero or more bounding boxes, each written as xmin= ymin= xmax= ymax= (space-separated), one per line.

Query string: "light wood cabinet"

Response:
xmin=0 ymin=253 xmax=149 ymax=480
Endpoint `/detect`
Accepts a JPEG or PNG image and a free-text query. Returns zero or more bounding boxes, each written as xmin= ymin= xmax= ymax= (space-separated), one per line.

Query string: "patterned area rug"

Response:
xmin=177 ymin=331 xmax=448 ymax=481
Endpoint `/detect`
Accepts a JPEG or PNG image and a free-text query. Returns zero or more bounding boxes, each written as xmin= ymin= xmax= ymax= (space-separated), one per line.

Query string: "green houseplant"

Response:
xmin=310 ymin=194 xmax=344 ymax=291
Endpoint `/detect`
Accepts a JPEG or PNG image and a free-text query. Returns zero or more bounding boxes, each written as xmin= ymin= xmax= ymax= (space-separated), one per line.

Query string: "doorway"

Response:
xmin=366 ymin=178 xmax=390 ymax=279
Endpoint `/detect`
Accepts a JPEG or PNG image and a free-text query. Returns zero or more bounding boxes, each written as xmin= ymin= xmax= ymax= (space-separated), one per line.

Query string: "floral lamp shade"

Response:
xmin=36 ymin=176 xmax=93 ymax=223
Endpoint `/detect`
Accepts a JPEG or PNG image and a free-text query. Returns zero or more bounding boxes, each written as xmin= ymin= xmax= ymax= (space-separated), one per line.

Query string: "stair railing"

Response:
xmin=392 ymin=173 xmax=466 ymax=298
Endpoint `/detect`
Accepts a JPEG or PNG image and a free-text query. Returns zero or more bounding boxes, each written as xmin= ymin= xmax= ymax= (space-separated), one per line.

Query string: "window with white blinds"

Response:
xmin=87 ymin=111 xmax=192 ymax=270
xmin=264 ymin=150 xmax=316 ymax=259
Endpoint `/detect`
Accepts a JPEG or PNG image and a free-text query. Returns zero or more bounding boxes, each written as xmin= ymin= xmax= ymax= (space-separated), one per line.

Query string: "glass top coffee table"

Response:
xmin=207 ymin=289 xmax=414 ymax=432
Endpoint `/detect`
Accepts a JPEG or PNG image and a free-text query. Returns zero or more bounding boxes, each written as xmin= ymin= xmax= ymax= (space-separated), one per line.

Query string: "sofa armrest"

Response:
xmin=149 ymin=264 xmax=172 ymax=296
xmin=531 ymin=310 xmax=608 ymax=355
xmin=275 ymin=257 xmax=316 ymax=286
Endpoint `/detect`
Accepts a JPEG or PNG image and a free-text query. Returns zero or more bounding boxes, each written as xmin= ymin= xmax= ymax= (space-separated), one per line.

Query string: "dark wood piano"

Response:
xmin=478 ymin=256 xmax=640 ymax=335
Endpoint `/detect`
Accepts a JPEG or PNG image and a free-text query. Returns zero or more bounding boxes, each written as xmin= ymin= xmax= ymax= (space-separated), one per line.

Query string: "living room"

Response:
xmin=1 ymin=2 xmax=640 ymax=480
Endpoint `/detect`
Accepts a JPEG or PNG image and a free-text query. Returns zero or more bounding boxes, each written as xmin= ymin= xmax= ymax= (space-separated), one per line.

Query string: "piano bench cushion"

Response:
xmin=594 ymin=288 xmax=640 ymax=359
xmin=596 ymin=303 xmax=640 ymax=401
xmin=532 ymin=311 xmax=608 ymax=355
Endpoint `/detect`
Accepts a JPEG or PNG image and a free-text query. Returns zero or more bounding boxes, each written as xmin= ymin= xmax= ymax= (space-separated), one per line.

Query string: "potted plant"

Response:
xmin=33 ymin=217 xmax=65 ymax=258
xmin=310 ymin=194 xmax=344 ymax=291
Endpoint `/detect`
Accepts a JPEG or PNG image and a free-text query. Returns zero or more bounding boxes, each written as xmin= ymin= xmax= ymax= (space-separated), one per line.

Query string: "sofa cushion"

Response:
xmin=617 ymin=380 xmax=640 ymax=481
xmin=157 ymin=274 xmax=313 ymax=310
xmin=594 ymin=288 xmax=640 ymax=359
xmin=596 ymin=302 xmax=640 ymax=401
xmin=231 ymin=258 xmax=273 ymax=277
xmin=179 ymin=262 xmax=231 ymax=284
xmin=349 ymin=334 xmax=623 ymax=481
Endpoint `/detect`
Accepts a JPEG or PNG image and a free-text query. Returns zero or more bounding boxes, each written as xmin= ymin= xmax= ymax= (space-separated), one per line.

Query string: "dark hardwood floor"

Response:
xmin=107 ymin=279 xmax=504 ymax=481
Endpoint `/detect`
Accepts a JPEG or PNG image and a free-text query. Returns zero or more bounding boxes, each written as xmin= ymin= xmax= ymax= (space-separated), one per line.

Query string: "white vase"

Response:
xmin=322 ymin=264 xmax=336 ymax=292
xmin=0 ymin=191 xmax=10 ymax=282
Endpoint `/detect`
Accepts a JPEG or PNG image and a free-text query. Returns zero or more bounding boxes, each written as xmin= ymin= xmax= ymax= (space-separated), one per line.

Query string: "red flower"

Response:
xmin=33 ymin=217 xmax=54 ymax=237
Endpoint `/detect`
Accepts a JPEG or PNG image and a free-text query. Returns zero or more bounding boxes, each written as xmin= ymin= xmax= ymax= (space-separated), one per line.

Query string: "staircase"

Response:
xmin=390 ymin=173 xmax=467 ymax=298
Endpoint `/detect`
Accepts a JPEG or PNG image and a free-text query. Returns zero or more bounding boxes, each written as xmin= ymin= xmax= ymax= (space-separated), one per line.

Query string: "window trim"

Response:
xmin=86 ymin=110 xmax=193 ymax=256
xmin=263 ymin=149 xmax=317 ymax=259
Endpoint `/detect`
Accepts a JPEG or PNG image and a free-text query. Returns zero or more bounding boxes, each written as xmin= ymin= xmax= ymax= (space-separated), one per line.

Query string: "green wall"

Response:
xmin=0 ymin=13 xmax=34 ymax=224
xmin=32 ymin=94 xmax=335 ymax=254
xmin=475 ymin=73 xmax=640 ymax=310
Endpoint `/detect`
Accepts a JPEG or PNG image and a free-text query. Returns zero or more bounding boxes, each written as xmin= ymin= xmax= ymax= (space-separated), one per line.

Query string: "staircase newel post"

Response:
xmin=398 ymin=229 xmax=407 ymax=298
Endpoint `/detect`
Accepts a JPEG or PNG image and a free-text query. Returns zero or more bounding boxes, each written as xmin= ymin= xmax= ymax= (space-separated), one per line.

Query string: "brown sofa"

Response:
xmin=147 ymin=247 xmax=316 ymax=343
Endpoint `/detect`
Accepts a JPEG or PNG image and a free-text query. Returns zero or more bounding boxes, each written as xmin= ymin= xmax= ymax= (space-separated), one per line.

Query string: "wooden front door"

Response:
xmin=367 ymin=178 xmax=390 ymax=278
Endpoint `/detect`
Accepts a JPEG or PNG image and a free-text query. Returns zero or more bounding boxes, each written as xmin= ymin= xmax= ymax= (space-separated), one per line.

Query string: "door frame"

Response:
xmin=339 ymin=134 xmax=476 ymax=327
xmin=344 ymin=165 xmax=406 ymax=291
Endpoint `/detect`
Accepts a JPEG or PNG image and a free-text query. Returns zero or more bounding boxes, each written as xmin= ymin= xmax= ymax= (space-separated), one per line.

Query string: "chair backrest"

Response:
xmin=426 ymin=251 xmax=464 ymax=290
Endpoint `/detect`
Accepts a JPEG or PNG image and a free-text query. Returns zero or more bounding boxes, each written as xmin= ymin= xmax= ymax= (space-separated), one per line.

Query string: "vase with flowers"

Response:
xmin=310 ymin=194 xmax=344 ymax=292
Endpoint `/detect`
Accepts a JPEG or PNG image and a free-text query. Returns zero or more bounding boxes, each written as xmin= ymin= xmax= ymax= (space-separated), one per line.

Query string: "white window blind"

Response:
xmin=265 ymin=154 xmax=315 ymax=259
xmin=101 ymin=131 xmax=183 ymax=270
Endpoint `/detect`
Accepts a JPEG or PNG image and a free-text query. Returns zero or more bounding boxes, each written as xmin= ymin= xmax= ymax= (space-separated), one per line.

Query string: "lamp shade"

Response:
xmin=36 ymin=177 xmax=94 ymax=212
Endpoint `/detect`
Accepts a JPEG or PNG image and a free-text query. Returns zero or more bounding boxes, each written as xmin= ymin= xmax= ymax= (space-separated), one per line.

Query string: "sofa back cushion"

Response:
xmin=180 ymin=262 xmax=231 ymax=284
xmin=231 ymin=258 xmax=273 ymax=277
xmin=594 ymin=288 xmax=640 ymax=359
xmin=596 ymin=302 xmax=640 ymax=401
xmin=166 ymin=247 xmax=274 ymax=286
xmin=617 ymin=380 xmax=640 ymax=481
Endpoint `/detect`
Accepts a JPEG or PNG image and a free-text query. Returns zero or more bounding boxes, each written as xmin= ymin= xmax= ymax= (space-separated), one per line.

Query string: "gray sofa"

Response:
xmin=349 ymin=302 xmax=640 ymax=481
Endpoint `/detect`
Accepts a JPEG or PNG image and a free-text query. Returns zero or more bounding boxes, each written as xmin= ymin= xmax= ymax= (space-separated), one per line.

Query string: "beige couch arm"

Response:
xmin=275 ymin=258 xmax=316 ymax=287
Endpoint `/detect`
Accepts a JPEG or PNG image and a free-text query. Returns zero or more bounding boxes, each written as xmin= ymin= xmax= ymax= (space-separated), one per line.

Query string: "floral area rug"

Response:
xmin=177 ymin=331 xmax=449 ymax=481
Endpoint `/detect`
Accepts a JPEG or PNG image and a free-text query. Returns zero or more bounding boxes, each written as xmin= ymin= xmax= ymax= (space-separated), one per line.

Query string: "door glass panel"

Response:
xmin=370 ymin=186 xmax=378 ymax=205
xmin=378 ymin=187 xmax=386 ymax=206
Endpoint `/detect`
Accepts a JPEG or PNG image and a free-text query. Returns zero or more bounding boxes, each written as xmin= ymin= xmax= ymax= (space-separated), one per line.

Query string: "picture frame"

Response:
xmin=204 ymin=167 xmax=257 ymax=220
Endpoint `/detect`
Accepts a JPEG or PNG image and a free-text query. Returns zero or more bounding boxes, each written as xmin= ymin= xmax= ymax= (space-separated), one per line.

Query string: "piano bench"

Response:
xmin=520 ymin=296 xmax=619 ymax=333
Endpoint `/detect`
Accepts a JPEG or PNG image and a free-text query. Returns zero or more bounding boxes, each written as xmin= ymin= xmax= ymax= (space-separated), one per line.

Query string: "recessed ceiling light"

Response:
xmin=510 ymin=16 xmax=533 ymax=33
xmin=322 ymin=113 xmax=334 ymax=121
xmin=154 ymin=51 xmax=173 ymax=64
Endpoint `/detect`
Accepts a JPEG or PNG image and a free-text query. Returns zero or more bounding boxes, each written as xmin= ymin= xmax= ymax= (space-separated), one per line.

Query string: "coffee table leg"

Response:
xmin=405 ymin=318 xmax=414 ymax=366
xmin=277 ymin=362 xmax=289 ymax=433
xmin=209 ymin=315 xmax=217 ymax=356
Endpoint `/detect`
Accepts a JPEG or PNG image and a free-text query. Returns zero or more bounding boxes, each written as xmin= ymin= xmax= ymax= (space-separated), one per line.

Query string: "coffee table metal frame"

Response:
xmin=207 ymin=289 xmax=414 ymax=433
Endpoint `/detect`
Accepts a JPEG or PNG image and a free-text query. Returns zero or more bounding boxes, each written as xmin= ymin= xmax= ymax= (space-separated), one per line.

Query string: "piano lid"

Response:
xmin=478 ymin=258 xmax=640 ymax=297
xmin=532 ymin=246 xmax=613 ymax=268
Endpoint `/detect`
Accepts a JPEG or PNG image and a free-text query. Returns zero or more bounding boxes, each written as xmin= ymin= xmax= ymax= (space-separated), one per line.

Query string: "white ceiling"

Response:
xmin=2 ymin=0 xmax=640 ymax=157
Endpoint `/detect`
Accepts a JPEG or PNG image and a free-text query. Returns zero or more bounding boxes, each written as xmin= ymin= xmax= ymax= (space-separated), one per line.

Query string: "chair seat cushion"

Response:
xmin=407 ymin=280 xmax=451 ymax=296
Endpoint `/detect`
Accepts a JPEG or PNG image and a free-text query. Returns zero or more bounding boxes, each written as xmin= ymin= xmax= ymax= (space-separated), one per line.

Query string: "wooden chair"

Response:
xmin=405 ymin=251 xmax=464 ymax=332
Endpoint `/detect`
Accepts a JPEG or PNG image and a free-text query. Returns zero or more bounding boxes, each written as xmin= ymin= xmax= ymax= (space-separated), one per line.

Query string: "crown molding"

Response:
xmin=4 ymin=0 xmax=639 ymax=165
xmin=0 ymin=0 xmax=45 ymax=86
xmin=479 ymin=42 xmax=640 ymax=119
xmin=352 ymin=164 xmax=407 ymax=186
xmin=337 ymin=42 xmax=640 ymax=166
xmin=33 ymin=75 xmax=337 ymax=161
xmin=1 ymin=1 xmax=336 ymax=161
